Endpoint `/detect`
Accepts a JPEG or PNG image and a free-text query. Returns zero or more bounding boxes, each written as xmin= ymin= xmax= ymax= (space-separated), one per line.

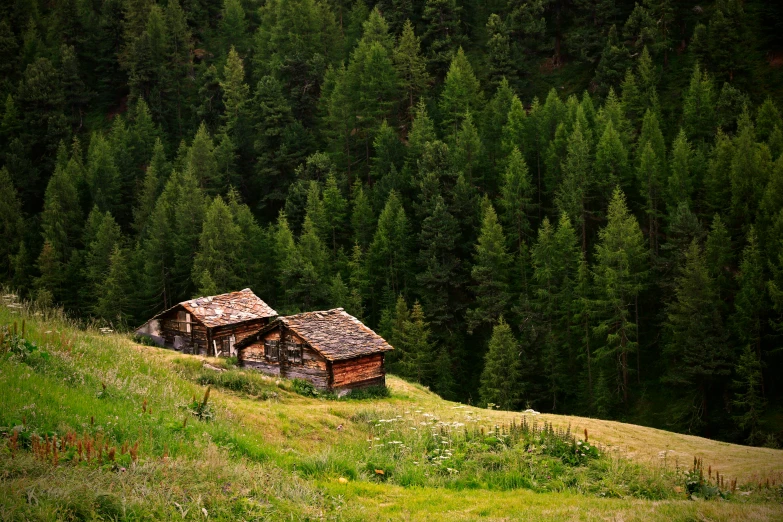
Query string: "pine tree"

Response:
xmin=705 ymin=214 xmax=733 ymax=302
xmin=732 ymin=344 xmax=766 ymax=445
xmin=666 ymin=129 xmax=693 ymax=213
xmin=731 ymin=227 xmax=766 ymax=382
xmin=593 ymin=188 xmax=647 ymax=407
xmin=486 ymin=14 xmax=516 ymax=88
xmin=394 ymin=20 xmax=431 ymax=124
xmin=417 ymin=194 xmax=461 ymax=331
xmin=593 ymin=119 xmax=629 ymax=207
xmin=171 ymin=169 xmax=208 ymax=301
xmin=187 ymin=123 xmax=221 ymax=192
xmin=466 ymin=202 xmax=511 ymax=333
xmin=399 ymin=301 xmax=437 ymax=386
xmin=593 ymin=25 xmax=630 ymax=96
xmin=192 ymin=196 xmax=244 ymax=295
xmin=93 ymin=244 xmax=133 ymax=325
xmin=439 ymin=48 xmax=483 ymax=138
xmin=421 ymin=0 xmax=464 ymax=79
xmin=530 ymin=214 xmax=581 ymax=410
xmin=83 ymin=208 xmax=122 ymax=309
xmin=368 ymin=191 xmax=410 ymax=308
xmin=322 ymin=173 xmax=348 ymax=253
xmin=450 ymin=113 xmax=486 ymax=188
xmin=501 ymin=95 xmax=528 ymax=163
xmin=556 ymin=119 xmax=593 ymax=254
xmin=220 ymin=47 xmax=250 ymax=152
xmin=682 ymin=65 xmax=715 ymax=144
xmin=499 ymin=147 xmax=534 ymax=251
xmin=479 ymin=318 xmax=522 ymax=410
xmin=351 ymin=182 xmax=376 ymax=250
xmin=731 ymin=112 xmax=771 ymax=234
xmin=0 ymin=166 xmax=24 ymax=280
xmin=663 ymin=240 xmax=731 ymax=433
xmin=220 ymin=0 xmax=248 ymax=54
xmin=86 ymin=132 xmax=120 ymax=214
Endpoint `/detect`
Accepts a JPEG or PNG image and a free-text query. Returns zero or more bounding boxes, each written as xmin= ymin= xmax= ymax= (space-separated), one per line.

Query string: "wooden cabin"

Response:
xmin=236 ymin=308 xmax=393 ymax=392
xmin=135 ymin=289 xmax=277 ymax=357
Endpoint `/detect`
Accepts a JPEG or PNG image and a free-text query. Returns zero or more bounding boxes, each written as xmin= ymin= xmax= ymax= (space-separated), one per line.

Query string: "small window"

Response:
xmin=286 ymin=340 xmax=302 ymax=363
xmin=176 ymin=311 xmax=192 ymax=333
xmin=264 ymin=340 xmax=279 ymax=361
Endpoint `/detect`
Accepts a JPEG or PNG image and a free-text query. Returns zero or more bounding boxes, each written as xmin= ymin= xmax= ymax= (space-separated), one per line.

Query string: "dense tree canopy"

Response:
xmin=2 ymin=0 xmax=783 ymax=447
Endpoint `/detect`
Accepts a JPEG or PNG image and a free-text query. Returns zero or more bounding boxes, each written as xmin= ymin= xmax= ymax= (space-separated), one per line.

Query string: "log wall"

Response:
xmin=239 ymin=327 xmax=386 ymax=391
xmin=239 ymin=328 xmax=331 ymax=389
xmin=332 ymin=354 xmax=385 ymax=389
xmin=158 ymin=310 xmax=269 ymax=357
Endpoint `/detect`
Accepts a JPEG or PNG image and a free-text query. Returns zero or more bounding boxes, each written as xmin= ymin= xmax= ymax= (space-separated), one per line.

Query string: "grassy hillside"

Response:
xmin=1 ymin=299 xmax=782 ymax=521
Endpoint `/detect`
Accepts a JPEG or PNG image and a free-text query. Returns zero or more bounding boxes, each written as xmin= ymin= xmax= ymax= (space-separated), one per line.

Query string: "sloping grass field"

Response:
xmin=1 ymin=300 xmax=782 ymax=521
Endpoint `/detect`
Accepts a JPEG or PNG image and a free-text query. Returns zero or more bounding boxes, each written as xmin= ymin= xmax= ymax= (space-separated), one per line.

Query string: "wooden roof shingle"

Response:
xmin=153 ymin=289 xmax=277 ymax=328
xmin=239 ymin=308 xmax=393 ymax=361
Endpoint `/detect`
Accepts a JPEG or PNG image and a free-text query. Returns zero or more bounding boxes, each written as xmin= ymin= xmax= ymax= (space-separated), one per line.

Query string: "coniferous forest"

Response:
xmin=1 ymin=0 xmax=783 ymax=447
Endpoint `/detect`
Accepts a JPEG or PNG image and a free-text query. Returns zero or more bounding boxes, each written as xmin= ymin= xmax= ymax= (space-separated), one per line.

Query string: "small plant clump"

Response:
xmin=291 ymin=379 xmax=318 ymax=398
xmin=189 ymin=387 xmax=214 ymax=421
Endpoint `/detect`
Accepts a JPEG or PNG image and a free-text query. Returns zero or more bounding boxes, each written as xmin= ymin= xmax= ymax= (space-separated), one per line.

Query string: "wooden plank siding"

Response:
xmin=239 ymin=329 xmax=332 ymax=389
xmin=238 ymin=324 xmax=386 ymax=391
xmin=157 ymin=308 xmax=269 ymax=356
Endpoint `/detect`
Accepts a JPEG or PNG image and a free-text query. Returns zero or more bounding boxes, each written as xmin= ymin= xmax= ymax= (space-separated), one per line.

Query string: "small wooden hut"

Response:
xmin=236 ymin=308 xmax=393 ymax=391
xmin=135 ymin=289 xmax=277 ymax=356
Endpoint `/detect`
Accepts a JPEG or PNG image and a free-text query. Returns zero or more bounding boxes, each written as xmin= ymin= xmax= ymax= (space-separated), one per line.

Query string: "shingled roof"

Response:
xmin=153 ymin=289 xmax=277 ymax=328
xmin=240 ymin=308 xmax=393 ymax=361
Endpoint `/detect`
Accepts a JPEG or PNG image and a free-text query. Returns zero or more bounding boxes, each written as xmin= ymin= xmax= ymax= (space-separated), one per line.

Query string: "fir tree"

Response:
xmin=499 ymin=147 xmax=534 ymax=251
xmin=0 ymin=166 xmax=24 ymax=280
xmin=731 ymin=227 xmax=766 ymax=382
xmin=417 ymin=194 xmax=461 ymax=331
xmin=663 ymin=240 xmax=731 ymax=433
xmin=94 ymin=244 xmax=132 ymax=325
xmin=556 ymin=120 xmax=593 ymax=252
xmin=466 ymin=202 xmax=511 ymax=333
xmin=479 ymin=318 xmax=522 ymax=410
xmin=593 ymin=188 xmax=647 ymax=407
xmin=732 ymin=345 xmax=766 ymax=445
xmin=394 ymin=20 xmax=431 ymax=124
xmin=421 ymin=0 xmax=464 ymax=79
xmin=192 ymin=196 xmax=245 ymax=295
xmin=351 ymin=182 xmax=376 ymax=250
xmin=439 ymin=48 xmax=483 ymax=138
xmin=682 ymin=64 xmax=715 ymax=144
xmin=399 ymin=301 xmax=437 ymax=386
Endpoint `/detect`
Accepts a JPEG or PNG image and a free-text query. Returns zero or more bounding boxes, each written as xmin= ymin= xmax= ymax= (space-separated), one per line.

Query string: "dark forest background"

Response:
xmin=1 ymin=0 xmax=783 ymax=446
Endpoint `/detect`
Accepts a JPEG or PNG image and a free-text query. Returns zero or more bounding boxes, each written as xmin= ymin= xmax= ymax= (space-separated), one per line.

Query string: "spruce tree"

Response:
xmin=399 ymin=301 xmax=437 ymax=386
xmin=351 ymin=183 xmax=376 ymax=250
xmin=417 ymin=194 xmax=461 ymax=331
xmin=94 ymin=244 xmax=132 ymax=325
xmin=732 ymin=344 xmax=766 ymax=445
xmin=466 ymin=202 xmax=511 ymax=333
xmin=499 ymin=147 xmax=534 ymax=251
xmin=666 ymin=129 xmax=693 ymax=213
xmin=682 ymin=65 xmax=716 ymax=144
xmin=192 ymin=196 xmax=244 ymax=295
xmin=0 ymin=166 xmax=24 ymax=281
xmin=479 ymin=318 xmax=522 ymax=410
xmin=393 ymin=20 xmax=431 ymax=124
xmin=663 ymin=240 xmax=731 ymax=432
xmin=731 ymin=227 xmax=766 ymax=381
xmin=368 ymin=191 xmax=410 ymax=309
xmin=556 ymin=119 xmax=593 ymax=252
xmin=439 ymin=48 xmax=483 ymax=138
xmin=593 ymin=188 xmax=647 ymax=407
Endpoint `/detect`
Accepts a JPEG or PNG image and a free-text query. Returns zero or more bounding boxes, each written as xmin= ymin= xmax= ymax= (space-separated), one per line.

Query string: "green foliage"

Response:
xmin=479 ymin=318 xmax=522 ymax=410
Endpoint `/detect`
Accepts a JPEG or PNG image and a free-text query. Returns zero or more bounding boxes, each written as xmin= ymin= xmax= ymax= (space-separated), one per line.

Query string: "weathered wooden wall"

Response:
xmin=239 ymin=326 xmax=386 ymax=391
xmin=239 ymin=328 xmax=331 ymax=389
xmin=159 ymin=309 xmax=268 ymax=357
xmin=332 ymin=354 xmax=385 ymax=389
